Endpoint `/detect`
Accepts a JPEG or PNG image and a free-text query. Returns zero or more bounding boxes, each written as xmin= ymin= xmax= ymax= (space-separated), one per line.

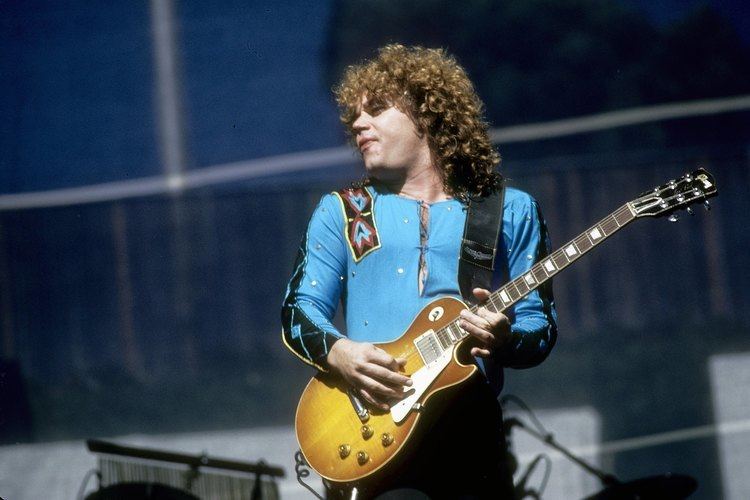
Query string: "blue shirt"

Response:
xmin=281 ymin=183 xmax=557 ymax=386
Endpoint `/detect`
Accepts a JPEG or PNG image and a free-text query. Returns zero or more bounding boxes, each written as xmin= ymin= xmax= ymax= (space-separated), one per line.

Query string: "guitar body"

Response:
xmin=295 ymin=296 xmax=477 ymax=484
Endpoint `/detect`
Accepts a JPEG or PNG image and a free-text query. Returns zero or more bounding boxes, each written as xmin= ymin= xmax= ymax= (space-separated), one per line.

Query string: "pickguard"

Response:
xmin=390 ymin=346 xmax=454 ymax=423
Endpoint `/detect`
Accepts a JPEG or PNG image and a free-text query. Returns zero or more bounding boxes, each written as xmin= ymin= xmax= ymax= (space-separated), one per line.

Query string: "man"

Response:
xmin=282 ymin=44 xmax=557 ymax=499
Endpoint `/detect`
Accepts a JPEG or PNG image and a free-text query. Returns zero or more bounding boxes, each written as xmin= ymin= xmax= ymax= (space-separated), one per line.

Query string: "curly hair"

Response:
xmin=334 ymin=44 xmax=501 ymax=197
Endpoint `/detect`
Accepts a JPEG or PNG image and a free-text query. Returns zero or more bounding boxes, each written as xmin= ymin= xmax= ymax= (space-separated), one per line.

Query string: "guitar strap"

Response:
xmin=458 ymin=185 xmax=507 ymax=393
xmin=458 ymin=185 xmax=506 ymax=305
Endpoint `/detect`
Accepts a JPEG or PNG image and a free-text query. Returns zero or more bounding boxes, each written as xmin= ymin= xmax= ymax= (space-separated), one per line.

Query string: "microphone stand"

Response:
xmin=506 ymin=417 xmax=621 ymax=489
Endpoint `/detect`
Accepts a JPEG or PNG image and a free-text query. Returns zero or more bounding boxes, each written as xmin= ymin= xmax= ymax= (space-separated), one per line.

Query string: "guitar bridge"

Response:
xmin=347 ymin=390 xmax=370 ymax=422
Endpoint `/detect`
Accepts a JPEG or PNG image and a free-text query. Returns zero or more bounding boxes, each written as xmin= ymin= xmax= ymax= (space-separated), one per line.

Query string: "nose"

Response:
xmin=352 ymin=111 xmax=371 ymax=134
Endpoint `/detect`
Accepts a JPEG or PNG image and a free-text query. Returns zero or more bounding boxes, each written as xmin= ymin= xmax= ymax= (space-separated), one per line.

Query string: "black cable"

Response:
xmin=501 ymin=394 xmax=549 ymax=436
xmin=294 ymin=450 xmax=325 ymax=500
xmin=536 ymin=454 xmax=552 ymax=496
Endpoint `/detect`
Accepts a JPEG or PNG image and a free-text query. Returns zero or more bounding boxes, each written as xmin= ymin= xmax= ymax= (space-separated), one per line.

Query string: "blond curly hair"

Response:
xmin=334 ymin=44 xmax=501 ymax=197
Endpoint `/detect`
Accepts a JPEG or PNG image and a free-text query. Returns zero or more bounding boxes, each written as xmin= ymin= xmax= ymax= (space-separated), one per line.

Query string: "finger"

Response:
xmin=472 ymin=287 xmax=491 ymax=302
xmin=459 ymin=318 xmax=494 ymax=346
xmin=471 ymin=347 xmax=492 ymax=358
xmin=369 ymin=346 xmax=403 ymax=370
xmin=460 ymin=309 xmax=493 ymax=331
xmin=362 ymin=363 xmax=412 ymax=388
xmin=477 ymin=306 xmax=509 ymax=327
xmin=476 ymin=306 xmax=508 ymax=328
xmin=359 ymin=388 xmax=389 ymax=411
xmin=358 ymin=374 xmax=406 ymax=400
xmin=358 ymin=388 xmax=379 ymax=407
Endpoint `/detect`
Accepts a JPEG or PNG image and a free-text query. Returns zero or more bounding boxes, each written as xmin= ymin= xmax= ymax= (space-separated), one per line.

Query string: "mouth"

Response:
xmin=358 ymin=137 xmax=376 ymax=152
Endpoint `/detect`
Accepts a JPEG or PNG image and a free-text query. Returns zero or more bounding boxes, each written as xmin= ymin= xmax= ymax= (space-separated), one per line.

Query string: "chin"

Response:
xmin=364 ymin=165 xmax=401 ymax=183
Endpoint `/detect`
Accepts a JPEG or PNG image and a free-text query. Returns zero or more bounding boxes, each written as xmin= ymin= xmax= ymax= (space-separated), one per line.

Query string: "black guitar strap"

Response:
xmin=458 ymin=185 xmax=506 ymax=305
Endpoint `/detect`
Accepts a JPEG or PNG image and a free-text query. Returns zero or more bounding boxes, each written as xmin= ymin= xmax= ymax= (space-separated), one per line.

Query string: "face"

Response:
xmin=351 ymin=97 xmax=432 ymax=182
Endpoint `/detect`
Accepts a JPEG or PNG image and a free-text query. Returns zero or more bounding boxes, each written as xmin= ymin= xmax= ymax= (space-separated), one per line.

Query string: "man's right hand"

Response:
xmin=326 ymin=338 xmax=412 ymax=411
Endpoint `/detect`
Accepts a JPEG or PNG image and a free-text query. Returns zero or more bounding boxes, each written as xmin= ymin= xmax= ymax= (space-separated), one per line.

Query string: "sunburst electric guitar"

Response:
xmin=295 ymin=169 xmax=718 ymax=484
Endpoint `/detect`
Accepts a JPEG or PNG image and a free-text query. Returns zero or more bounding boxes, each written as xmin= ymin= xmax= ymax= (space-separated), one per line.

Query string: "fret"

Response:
xmin=614 ymin=206 xmax=633 ymax=226
xmin=436 ymin=329 xmax=451 ymax=350
xmin=575 ymin=234 xmax=593 ymax=253
xmin=497 ymin=287 xmax=513 ymax=306
xmin=542 ymin=258 xmax=557 ymax=276
xmin=531 ymin=265 xmax=547 ymax=283
xmin=444 ymin=324 xmax=456 ymax=343
xmin=507 ymin=280 xmax=522 ymax=301
xmin=552 ymin=250 xmax=568 ymax=268
xmin=600 ymin=216 xmax=618 ymax=236
xmin=447 ymin=322 xmax=461 ymax=342
xmin=563 ymin=242 xmax=580 ymax=260
xmin=514 ymin=277 xmax=530 ymax=296
xmin=587 ymin=225 xmax=604 ymax=245
xmin=455 ymin=321 xmax=467 ymax=340
xmin=490 ymin=295 xmax=505 ymax=312
xmin=484 ymin=296 xmax=496 ymax=314
xmin=523 ymin=270 xmax=537 ymax=287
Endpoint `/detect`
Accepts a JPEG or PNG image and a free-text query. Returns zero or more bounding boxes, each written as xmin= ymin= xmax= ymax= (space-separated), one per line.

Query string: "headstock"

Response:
xmin=629 ymin=168 xmax=718 ymax=219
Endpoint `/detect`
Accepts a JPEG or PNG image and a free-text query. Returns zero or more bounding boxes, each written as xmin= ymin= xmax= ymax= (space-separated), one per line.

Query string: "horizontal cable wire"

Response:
xmin=516 ymin=417 xmax=750 ymax=462
xmin=2 ymin=94 xmax=749 ymax=211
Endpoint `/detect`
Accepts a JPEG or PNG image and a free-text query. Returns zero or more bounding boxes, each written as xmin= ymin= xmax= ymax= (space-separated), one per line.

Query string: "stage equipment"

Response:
xmin=585 ymin=474 xmax=698 ymax=500
xmin=80 ymin=439 xmax=285 ymax=500
xmin=501 ymin=396 xmax=698 ymax=500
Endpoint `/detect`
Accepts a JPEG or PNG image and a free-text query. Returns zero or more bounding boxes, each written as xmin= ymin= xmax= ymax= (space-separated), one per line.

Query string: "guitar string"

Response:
xmin=388 ymin=190 xmax=697 ymax=380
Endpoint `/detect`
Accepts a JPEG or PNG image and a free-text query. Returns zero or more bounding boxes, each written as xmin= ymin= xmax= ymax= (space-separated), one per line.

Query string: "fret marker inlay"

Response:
xmin=589 ymin=227 xmax=602 ymax=240
xmin=499 ymin=290 xmax=511 ymax=304
xmin=565 ymin=244 xmax=578 ymax=257
xmin=544 ymin=260 xmax=556 ymax=272
xmin=524 ymin=273 xmax=535 ymax=285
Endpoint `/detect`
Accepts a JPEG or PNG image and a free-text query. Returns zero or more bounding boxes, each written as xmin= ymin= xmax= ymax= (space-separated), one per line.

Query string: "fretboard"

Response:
xmin=485 ymin=203 xmax=636 ymax=314
xmin=426 ymin=203 xmax=637 ymax=353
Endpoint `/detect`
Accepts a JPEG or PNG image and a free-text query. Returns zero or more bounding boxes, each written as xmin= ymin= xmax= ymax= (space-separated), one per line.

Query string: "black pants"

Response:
xmin=327 ymin=376 xmax=515 ymax=500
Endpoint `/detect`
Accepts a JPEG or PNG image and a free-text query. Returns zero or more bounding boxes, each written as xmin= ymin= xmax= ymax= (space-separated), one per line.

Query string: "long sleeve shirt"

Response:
xmin=281 ymin=183 xmax=557 ymax=388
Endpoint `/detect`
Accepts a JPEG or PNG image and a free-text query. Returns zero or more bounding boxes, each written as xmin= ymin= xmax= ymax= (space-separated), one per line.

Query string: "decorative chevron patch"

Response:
xmin=335 ymin=187 xmax=381 ymax=262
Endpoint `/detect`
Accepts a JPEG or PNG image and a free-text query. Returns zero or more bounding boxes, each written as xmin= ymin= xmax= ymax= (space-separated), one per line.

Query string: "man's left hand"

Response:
xmin=459 ymin=287 xmax=511 ymax=358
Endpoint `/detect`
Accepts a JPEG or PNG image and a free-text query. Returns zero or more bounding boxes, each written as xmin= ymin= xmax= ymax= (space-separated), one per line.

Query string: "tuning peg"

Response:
xmin=668 ymin=214 xmax=679 ymax=223
xmin=686 ymin=207 xmax=694 ymax=215
xmin=704 ymin=200 xmax=711 ymax=211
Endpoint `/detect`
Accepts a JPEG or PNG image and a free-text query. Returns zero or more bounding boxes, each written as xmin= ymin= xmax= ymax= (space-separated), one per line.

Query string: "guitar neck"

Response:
xmin=430 ymin=203 xmax=637 ymax=350
xmin=418 ymin=167 xmax=716 ymax=365
xmin=485 ymin=202 xmax=636 ymax=315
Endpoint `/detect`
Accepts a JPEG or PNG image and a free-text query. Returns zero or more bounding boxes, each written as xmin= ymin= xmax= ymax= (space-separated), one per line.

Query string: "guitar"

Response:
xmin=295 ymin=168 xmax=718 ymax=484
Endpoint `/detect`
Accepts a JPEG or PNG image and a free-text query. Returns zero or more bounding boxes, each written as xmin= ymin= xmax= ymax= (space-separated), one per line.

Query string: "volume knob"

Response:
xmin=338 ymin=444 xmax=351 ymax=459
xmin=356 ymin=451 xmax=370 ymax=465
xmin=361 ymin=425 xmax=374 ymax=439
xmin=381 ymin=433 xmax=394 ymax=447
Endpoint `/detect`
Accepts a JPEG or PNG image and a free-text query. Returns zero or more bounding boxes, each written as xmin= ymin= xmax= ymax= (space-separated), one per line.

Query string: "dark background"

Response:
xmin=2 ymin=1 xmax=749 ymax=498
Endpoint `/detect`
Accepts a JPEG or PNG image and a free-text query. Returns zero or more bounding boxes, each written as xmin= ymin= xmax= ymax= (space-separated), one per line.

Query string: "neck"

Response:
xmin=378 ymin=164 xmax=450 ymax=204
